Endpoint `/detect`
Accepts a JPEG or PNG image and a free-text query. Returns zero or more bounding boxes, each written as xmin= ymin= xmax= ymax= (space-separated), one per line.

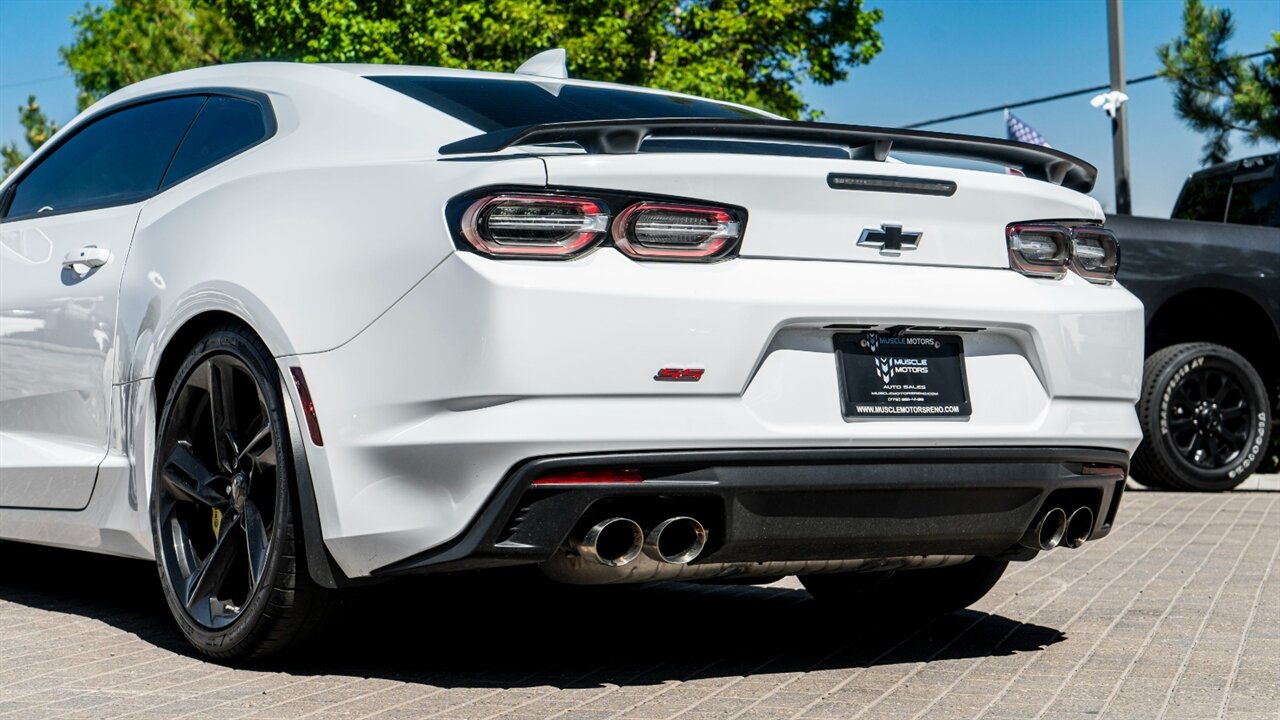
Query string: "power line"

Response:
xmin=903 ymin=49 xmax=1275 ymax=129
xmin=0 ymin=74 xmax=72 ymax=90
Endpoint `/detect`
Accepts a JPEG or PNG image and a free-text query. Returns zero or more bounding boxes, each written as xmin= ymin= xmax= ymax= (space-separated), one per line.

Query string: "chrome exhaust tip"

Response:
xmin=576 ymin=518 xmax=644 ymax=567
xmin=1020 ymin=507 xmax=1067 ymax=551
xmin=1063 ymin=507 xmax=1095 ymax=549
xmin=643 ymin=516 xmax=709 ymax=565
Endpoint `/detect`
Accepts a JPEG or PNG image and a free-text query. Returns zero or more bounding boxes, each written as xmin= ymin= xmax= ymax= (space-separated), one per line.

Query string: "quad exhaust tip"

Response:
xmin=1063 ymin=507 xmax=1094 ymax=549
xmin=577 ymin=517 xmax=644 ymax=567
xmin=644 ymin=516 xmax=709 ymax=565
xmin=1021 ymin=507 xmax=1067 ymax=551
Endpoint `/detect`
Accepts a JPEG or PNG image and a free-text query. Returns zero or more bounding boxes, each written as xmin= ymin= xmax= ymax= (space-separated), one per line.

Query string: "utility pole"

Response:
xmin=1107 ymin=0 xmax=1132 ymax=215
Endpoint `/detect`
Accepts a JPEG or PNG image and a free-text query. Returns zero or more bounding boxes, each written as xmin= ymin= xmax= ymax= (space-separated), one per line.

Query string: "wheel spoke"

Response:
xmin=239 ymin=422 xmax=274 ymax=476
xmin=162 ymin=444 xmax=227 ymax=509
xmin=1221 ymin=426 xmax=1248 ymax=443
xmin=1172 ymin=430 xmax=1196 ymax=454
xmin=184 ymin=512 xmax=243 ymax=620
xmin=1172 ymin=384 xmax=1195 ymax=407
xmin=1186 ymin=433 xmax=1205 ymax=461
xmin=1208 ymin=371 xmax=1228 ymax=399
xmin=1220 ymin=401 xmax=1248 ymax=420
xmin=207 ymin=361 xmax=237 ymax=473
xmin=1207 ymin=436 xmax=1223 ymax=466
xmin=1168 ymin=416 xmax=1194 ymax=431
xmin=242 ymin=500 xmax=269 ymax=587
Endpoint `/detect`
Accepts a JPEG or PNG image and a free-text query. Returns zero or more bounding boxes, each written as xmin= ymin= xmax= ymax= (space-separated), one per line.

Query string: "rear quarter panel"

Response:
xmin=112 ymin=70 xmax=548 ymax=381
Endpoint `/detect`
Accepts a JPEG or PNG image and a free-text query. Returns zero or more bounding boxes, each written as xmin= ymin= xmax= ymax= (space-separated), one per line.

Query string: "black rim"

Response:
xmin=156 ymin=354 xmax=277 ymax=629
xmin=1165 ymin=362 xmax=1253 ymax=471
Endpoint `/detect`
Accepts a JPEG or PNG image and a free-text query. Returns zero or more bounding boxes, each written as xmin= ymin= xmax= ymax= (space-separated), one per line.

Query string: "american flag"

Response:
xmin=1005 ymin=110 xmax=1051 ymax=147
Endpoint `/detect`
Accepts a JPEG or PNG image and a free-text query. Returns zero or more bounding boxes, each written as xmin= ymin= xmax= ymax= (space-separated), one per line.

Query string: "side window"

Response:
xmin=1225 ymin=175 xmax=1280 ymax=228
xmin=162 ymin=96 xmax=269 ymax=188
xmin=5 ymin=96 xmax=206 ymax=220
xmin=1172 ymin=174 xmax=1230 ymax=223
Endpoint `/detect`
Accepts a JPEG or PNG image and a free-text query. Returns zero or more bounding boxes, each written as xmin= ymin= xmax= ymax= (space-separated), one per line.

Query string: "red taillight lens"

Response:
xmin=530 ymin=469 xmax=644 ymax=486
xmin=1006 ymin=223 xmax=1071 ymax=279
xmin=461 ymin=194 xmax=608 ymax=258
xmin=1069 ymin=226 xmax=1120 ymax=284
xmin=1082 ymin=463 xmax=1126 ymax=478
xmin=612 ymin=203 xmax=742 ymax=261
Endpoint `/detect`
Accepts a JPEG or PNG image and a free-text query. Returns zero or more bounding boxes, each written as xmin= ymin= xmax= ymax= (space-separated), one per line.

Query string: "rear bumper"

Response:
xmin=283 ymin=251 xmax=1143 ymax=579
xmin=372 ymin=446 xmax=1129 ymax=577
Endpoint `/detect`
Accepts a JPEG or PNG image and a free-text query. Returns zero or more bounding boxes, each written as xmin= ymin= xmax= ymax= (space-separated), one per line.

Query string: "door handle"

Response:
xmin=61 ymin=246 xmax=112 ymax=272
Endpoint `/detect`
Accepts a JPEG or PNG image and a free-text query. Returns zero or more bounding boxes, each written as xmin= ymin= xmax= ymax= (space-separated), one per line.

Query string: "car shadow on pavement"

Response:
xmin=1 ymin=541 xmax=1066 ymax=688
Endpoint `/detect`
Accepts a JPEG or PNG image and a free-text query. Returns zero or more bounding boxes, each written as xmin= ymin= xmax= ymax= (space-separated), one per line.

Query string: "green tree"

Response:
xmin=2 ymin=96 xmax=58 ymax=177
xmin=7 ymin=0 xmax=881 ymax=174
xmin=62 ymin=0 xmax=243 ymax=111
xmin=59 ymin=0 xmax=882 ymax=120
xmin=1158 ymin=0 xmax=1280 ymax=165
xmin=212 ymin=0 xmax=882 ymax=119
xmin=3 ymin=0 xmax=240 ymax=175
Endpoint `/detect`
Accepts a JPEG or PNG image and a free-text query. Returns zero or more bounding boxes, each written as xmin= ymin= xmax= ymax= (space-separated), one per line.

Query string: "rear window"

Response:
xmin=162 ymin=96 xmax=269 ymax=188
xmin=369 ymin=76 xmax=766 ymax=132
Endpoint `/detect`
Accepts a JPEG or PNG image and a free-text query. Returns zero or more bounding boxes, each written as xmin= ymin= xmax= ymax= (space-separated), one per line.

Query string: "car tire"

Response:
xmin=799 ymin=557 xmax=1007 ymax=616
xmin=1132 ymin=342 xmax=1272 ymax=492
xmin=151 ymin=323 xmax=332 ymax=660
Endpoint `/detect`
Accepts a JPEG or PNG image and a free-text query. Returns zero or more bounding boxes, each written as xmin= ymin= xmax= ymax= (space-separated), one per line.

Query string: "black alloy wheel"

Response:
xmin=152 ymin=324 xmax=330 ymax=659
xmin=156 ymin=353 xmax=276 ymax=629
xmin=1166 ymin=364 xmax=1251 ymax=469
xmin=1132 ymin=342 xmax=1272 ymax=492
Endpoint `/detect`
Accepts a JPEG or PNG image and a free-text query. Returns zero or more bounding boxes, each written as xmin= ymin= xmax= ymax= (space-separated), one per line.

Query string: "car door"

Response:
xmin=0 ymin=95 xmax=206 ymax=510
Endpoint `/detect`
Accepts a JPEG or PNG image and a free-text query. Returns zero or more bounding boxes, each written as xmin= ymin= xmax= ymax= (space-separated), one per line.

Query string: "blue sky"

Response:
xmin=1 ymin=0 xmax=1277 ymax=216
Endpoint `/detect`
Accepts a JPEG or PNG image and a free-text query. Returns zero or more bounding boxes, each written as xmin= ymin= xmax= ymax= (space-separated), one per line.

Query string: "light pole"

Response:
xmin=1106 ymin=0 xmax=1132 ymax=215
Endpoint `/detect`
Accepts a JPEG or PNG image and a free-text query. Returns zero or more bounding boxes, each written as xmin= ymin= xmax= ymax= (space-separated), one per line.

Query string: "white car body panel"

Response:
xmin=0 ymin=202 xmax=138 ymax=509
xmin=540 ymin=153 xmax=1101 ymax=268
xmin=0 ymin=62 xmax=1142 ymax=584
xmin=295 ymin=251 xmax=1141 ymax=576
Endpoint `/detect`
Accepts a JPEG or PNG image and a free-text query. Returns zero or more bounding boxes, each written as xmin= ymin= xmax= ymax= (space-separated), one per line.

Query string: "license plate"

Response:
xmin=835 ymin=332 xmax=971 ymax=418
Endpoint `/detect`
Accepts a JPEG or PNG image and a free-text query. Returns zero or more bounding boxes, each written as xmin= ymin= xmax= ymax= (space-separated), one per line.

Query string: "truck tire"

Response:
xmin=1132 ymin=343 xmax=1271 ymax=492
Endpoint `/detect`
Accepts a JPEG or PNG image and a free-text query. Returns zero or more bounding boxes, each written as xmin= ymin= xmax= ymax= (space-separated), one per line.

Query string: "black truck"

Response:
xmin=1114 ymin=152 xmax=1279 ymax=491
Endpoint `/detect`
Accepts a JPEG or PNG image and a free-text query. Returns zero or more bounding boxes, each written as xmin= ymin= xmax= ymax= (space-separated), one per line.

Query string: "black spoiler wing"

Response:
xmin=438 ymin=118 xmax=1097 ymax=193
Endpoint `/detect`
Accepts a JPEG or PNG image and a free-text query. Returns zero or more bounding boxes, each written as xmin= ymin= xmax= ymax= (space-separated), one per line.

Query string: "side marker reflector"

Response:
xmin=289 ymin=367 xmax=324 ymax=447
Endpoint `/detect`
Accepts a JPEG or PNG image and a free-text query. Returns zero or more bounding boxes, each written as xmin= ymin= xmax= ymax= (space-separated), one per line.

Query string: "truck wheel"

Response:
xmin=800 ymin=558 xmax=1007 ymax=616
xmin=1132 ymin=343 xmax=1271 ymax=492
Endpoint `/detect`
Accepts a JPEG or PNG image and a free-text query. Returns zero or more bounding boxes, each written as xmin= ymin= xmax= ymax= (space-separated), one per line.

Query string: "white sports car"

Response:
xmin=0 ymin=54 xmax=1142 ymax=659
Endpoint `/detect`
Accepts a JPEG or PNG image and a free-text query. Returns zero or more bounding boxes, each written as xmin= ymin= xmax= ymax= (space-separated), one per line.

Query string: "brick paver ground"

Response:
xmin=2 ymin=490 xmax=1277 ymax=720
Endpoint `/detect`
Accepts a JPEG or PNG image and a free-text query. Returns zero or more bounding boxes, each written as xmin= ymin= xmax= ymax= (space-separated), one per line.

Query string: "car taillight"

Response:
xmin=612 ymin=203 xmax=742 ymax=261
xmin=1069 ymin=226 xmax=1120 ymax=284
xmin=1082 ymin=463 xmax=1126 ymax=477
xmin=461 ymin=194 xmax=608 ymax=258
xmin=1006 ymin=224 xmax=1071 ymax=279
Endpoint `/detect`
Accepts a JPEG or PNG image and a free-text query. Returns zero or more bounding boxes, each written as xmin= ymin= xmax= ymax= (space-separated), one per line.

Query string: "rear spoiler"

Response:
xmin=438 ymin=118 xmax=1097 ymax=193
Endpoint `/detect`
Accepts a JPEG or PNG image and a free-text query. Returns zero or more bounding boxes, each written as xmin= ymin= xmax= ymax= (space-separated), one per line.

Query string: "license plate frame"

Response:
xmin=835 ymin=331 xmax=971 ymax=419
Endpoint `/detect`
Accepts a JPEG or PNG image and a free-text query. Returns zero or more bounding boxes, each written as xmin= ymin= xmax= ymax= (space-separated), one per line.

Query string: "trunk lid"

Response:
xmin=541 ymin=153 xmax=1102 ymax=269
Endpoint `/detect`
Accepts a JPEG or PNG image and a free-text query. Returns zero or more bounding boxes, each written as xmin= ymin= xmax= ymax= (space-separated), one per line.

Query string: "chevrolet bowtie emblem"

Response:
xmin=857 ymin=224 xmax=923 ymax=256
